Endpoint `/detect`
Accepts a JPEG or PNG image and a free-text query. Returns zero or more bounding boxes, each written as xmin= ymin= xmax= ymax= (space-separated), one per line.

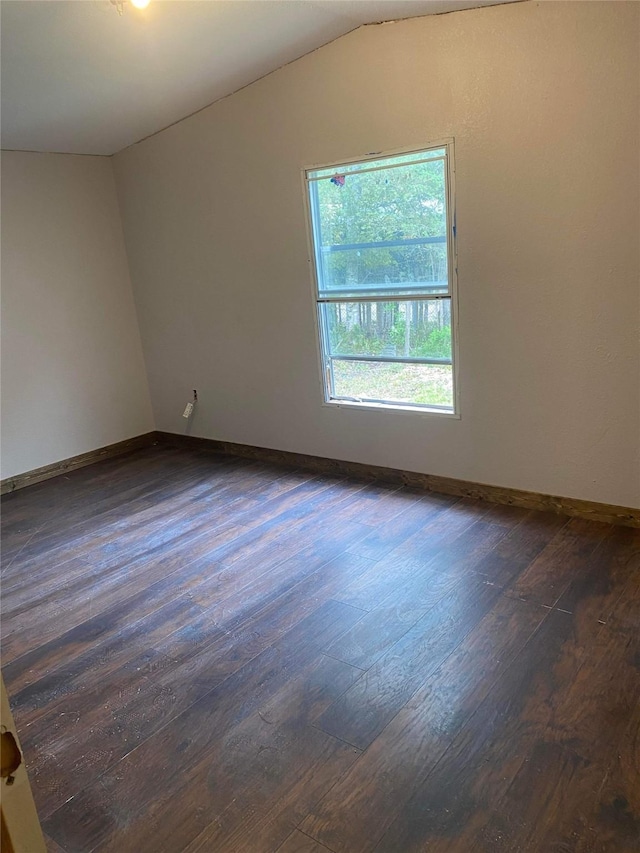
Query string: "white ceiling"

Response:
xmin=1 ymin=0 xmax=518 ymax=156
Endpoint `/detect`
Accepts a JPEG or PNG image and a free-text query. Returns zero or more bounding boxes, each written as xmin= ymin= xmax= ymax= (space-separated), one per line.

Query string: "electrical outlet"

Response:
xmin=183 ymin=402 xmax=194 ymax=418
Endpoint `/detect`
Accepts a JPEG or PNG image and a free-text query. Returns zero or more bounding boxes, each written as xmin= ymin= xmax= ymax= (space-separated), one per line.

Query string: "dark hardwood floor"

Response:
xmin=1 ymin=444 xmax=638 ymax=853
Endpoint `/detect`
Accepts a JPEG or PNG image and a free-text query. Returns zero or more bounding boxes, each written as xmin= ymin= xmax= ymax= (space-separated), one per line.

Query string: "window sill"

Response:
xmin=323 ymin=399 xmax=460 ymax=418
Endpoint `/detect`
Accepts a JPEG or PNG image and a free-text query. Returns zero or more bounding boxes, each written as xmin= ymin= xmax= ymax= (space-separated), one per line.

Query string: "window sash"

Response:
xmin=307 ymin=155 xmax=450 ymax=301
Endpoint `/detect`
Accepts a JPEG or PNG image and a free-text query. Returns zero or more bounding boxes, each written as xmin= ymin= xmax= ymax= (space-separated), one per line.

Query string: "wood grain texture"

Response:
xmin=0 ymin=432 xmax=157 ymax=495
xmin=1 ymin=444 xmax=638 ymax=853
xmin=156 ymin=431 xmax=640 ymax=527
xmin=43 ymin=834 xmax=66 ymax=853
xmin=276 ymin=830 xmax=333 ymax=852
xmin=300 ymin=595 xmax=549 ymax=852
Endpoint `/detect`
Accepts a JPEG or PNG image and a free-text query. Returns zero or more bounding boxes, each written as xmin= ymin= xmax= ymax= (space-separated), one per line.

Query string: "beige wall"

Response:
xmin=114 ymin=0 xmax=639 ymax=507
xmin=1 ymin=152 xmax=153 ymax=479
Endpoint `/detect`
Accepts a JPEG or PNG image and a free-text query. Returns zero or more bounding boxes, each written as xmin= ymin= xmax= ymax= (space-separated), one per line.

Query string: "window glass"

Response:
xmin=310 ymin=157 xmax=448 ymax=298
xmin=306 ymin=144 xmax=456 ymax=413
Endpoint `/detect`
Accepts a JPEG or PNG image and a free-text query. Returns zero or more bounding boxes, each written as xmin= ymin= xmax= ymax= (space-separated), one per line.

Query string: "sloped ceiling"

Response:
xmin=1 ymin=0 xmax=520 ymax=156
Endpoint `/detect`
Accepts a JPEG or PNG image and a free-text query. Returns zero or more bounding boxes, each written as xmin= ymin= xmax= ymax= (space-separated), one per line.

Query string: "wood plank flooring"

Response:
xmin=1 ymin=444 xmax=638 ymax=853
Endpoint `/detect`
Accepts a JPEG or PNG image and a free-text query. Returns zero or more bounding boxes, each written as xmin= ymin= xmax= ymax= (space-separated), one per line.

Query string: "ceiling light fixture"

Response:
xmin=110 ymin=0 xmax=150 ymax=15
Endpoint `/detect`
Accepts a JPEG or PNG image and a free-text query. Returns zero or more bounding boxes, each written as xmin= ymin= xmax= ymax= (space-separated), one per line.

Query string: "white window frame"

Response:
xmin=303 ymin=140 xmax=459 ymax=417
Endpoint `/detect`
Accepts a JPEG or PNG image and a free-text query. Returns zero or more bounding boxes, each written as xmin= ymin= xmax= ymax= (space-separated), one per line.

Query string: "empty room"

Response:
xmin=1 ymin=0 xmax=639 ymax=851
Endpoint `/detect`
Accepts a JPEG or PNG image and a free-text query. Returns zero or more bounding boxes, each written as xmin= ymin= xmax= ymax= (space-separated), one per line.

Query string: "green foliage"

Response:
xmin=333 ymin=361 xmax=453 ymax=407
xmin=332 ymin=321 xmax=452 ymax=360
xmin=313 ymin=151 xmax=453 ymax=409
xmin=388 ymin=320 xmax=406 ymax=351
xmin=314 ymin=156 xmax=448 ymax=289
xmin=332 ymin=325 xmax=384 ymax=356
xmin=420 ymin=326 xmax=451 ymax=359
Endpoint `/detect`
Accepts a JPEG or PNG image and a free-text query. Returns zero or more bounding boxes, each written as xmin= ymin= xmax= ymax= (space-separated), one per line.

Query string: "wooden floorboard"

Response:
xmin=1 ymin=446 xmax=638 ymax=853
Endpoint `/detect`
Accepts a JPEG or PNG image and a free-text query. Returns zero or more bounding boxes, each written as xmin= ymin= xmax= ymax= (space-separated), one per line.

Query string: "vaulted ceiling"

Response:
xmin=1 ymin=0 xmax=518 ymax=156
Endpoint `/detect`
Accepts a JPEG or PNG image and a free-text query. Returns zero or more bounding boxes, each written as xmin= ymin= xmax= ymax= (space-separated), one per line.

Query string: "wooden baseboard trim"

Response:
xmin=155 ymin=431 xmax=640 ymax=528
xmin=4 ymin=429 xmax=637 ymax=527
xmin=0 ymin=432 xmax=158 ymax=496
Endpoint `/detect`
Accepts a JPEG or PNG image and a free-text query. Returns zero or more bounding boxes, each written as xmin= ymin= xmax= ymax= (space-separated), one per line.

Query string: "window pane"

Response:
xmin=331 ymin=361 xmax=454 ymax=409
xmin=323 ymin=300 xmax=452 ymax=361
xmin=311 ymin=157 xmax=448 ymax=296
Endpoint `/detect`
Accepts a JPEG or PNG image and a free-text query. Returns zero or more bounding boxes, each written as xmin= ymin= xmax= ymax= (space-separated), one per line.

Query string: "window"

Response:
xmin=305 ymin=143 xmax=457 ymax=413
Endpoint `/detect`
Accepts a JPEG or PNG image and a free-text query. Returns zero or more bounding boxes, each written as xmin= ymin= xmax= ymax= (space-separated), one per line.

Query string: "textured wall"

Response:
xmin=114 ymin=1 xmax=640 ymax=506
xmin=1 ymin=152 xmax=154 ymax=478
